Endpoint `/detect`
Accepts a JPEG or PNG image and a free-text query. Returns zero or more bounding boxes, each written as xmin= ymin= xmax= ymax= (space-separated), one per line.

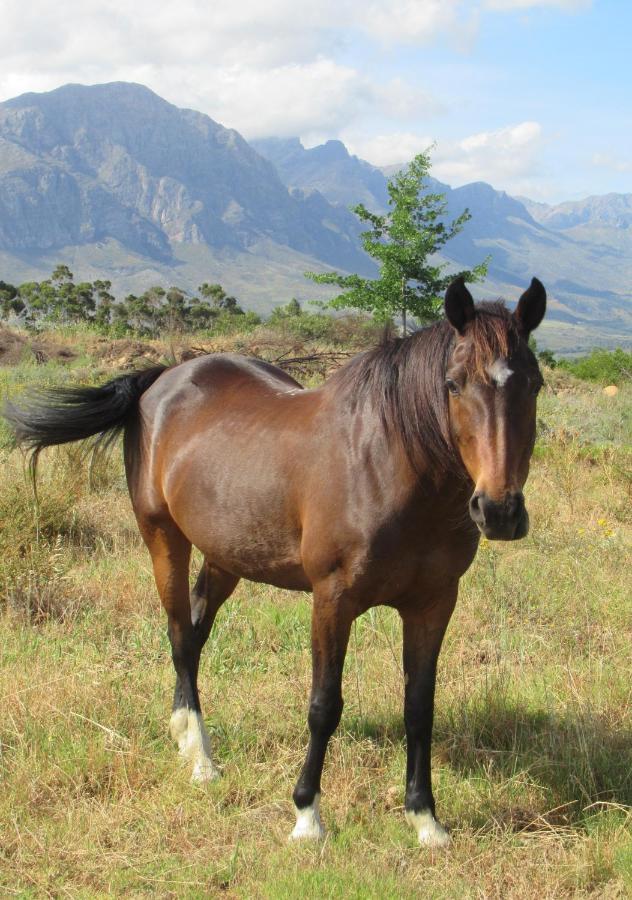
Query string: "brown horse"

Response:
xmin=5 ymin=277 xmax=546 ymax=846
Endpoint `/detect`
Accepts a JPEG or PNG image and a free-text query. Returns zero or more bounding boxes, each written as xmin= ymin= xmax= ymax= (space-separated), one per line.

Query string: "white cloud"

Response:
xmin=343 ymin=131 xmax=436 ymax=167
xmin=591 ymin=153 xmax=632 ymax=174
xmin=432 ymin=121 xmax=543 ymax=188
xmin=483 ymin=0 xmax=591 ymax=10
xmin=0 ymin=0 xmax=471 ymax=83
xmin=346 ymin=121 xmax=546 ymax=195
xmin=204 ymin=60 xmax=370 ymax=139
xmin=0 ymin=0 xmax=465 ymax=140
xmin=362 ymin=0 xmax=471 ymax=44
xmin=373 ymin=79 xmax=444 ymax=119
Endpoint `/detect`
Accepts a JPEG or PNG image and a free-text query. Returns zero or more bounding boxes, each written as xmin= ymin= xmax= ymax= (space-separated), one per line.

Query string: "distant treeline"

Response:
xmin=0 ymin=266 xmax=260 ymax=336
xmin=1 ymin=267 xmax=630 ymax=382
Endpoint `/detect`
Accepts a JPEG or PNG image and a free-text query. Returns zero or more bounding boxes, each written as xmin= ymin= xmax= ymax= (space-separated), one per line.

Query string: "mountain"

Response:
xmin=0 ymin=83 xmax=629 ymax=352
xmin=0 ymin=82 xmax=374 ymax=310
xmin=251 ymin=137 xmax=390 ymax=211
xmin=256 ymin=141 xmax=631 ymax=351
xmin=521 ymin=193 xmax=632 ymax=232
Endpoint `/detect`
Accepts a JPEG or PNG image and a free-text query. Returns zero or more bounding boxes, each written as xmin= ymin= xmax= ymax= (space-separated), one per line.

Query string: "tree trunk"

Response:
xmin=401 ymin=276 xmax=407 ymax=335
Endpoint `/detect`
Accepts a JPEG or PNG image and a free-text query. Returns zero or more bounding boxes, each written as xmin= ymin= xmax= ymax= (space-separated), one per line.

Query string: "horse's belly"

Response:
xmin=195 ymin=521 xmax=310 ymax=591
xmin=169 ymin=473 xmax=310 ymax=589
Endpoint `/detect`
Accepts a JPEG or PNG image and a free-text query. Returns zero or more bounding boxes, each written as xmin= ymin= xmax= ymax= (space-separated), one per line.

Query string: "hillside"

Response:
xmin=0 ymin=83 xmax=374 ymax=311
xmin=0 ymin=83 xmax=630 ymax=351
xmin=254 ymin=140 xmax=631 ymax=352
xmin=250 ymin=137 xmax=391 ymax=211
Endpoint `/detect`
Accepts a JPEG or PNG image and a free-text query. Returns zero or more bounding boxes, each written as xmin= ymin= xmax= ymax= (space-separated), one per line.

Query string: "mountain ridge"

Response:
xmin=253 ymin=136 xmax=631 ymax=349
xmin=0 ymin=82 xmax=373 ymax=276
xmin=0 ymin=82 xmax=630 ymax=352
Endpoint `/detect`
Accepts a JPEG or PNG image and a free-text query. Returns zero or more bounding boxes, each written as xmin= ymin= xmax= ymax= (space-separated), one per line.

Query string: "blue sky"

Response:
xmin=1 ymin=0 xmax=629 ymax=201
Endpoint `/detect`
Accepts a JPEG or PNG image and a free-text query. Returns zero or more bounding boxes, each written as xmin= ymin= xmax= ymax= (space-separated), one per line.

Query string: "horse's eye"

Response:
xmin=446 ymin=378 xmax=460 ymax=396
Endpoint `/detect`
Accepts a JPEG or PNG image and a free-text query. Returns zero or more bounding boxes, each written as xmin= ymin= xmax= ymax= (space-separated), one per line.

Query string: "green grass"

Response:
xmin=0 ymin=339 xmax=630 ymax=897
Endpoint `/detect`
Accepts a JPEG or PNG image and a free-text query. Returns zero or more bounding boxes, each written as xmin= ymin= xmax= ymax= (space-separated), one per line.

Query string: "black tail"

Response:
xmin=3 ymin=366 xmax=168 ymax=466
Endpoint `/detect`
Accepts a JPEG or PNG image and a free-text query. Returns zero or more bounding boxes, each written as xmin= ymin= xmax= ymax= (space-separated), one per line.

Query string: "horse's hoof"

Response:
xmin=289 ymin=797 xmax=325 ymax=841
xmin=289 ymin=821 xmax=325 ymax=841
xmin=191 ymin=758 xmax=220 ymax=783
xmin=405 ymin=810 xmax=451 ymax=848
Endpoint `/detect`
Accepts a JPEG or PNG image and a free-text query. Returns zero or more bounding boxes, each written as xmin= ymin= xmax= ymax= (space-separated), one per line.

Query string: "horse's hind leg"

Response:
xmin=142 ymin=516 xmax=234 ymax=782
xmin=170 ymin=560 xmax=239 ymax=781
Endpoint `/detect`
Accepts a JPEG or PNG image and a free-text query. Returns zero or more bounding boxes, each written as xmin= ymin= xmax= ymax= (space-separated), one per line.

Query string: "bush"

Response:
xmin=266 ymin=302 xmax=383 ymax=345
xmin=558 ymin=348 xmax=632 ymax=385
xmin=199 ymin=310 xmax=261 ymax=337
xmin=0 ymin=449 xmax=88 ymax=621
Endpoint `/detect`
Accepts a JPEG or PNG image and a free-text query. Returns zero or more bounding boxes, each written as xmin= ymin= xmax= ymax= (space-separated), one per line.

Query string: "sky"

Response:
xmin=0 ymin=0 xmax=630 ymax=202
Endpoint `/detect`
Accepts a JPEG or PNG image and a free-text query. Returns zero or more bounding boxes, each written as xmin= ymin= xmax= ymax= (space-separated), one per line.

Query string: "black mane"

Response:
xmin=329 ymin=319 xmax=457 ymax=476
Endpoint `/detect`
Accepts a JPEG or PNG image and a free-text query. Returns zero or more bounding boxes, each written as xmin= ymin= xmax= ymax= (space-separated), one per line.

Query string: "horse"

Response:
xmin=4 ymin=276 xmax=546 ymax=847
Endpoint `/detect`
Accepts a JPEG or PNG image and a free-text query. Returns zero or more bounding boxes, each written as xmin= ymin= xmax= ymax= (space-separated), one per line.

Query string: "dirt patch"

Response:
xmin=0 ymin=327 xmax=76 ymax=367
xmin=93 ymin=339 xmax=165 ymax=370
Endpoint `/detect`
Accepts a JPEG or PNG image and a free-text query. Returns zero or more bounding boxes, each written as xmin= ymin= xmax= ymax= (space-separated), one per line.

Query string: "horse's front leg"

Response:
xmin=399 ymin=580 xmax=458 ymax=847
xmin=290 ymin=586 xmax=356 ymax=840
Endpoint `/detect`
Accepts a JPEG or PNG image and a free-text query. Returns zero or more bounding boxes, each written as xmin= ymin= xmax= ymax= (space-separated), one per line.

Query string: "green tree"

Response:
xmin=0 ymin=280 xmax=23 ymax=318
xmin=163 ymin=287 xmax=188 ymax=332
xmin=186 ymin=298 xmax=218 ymax=330
xmin=18 ymin=280 xmax=58 ymax=322
xmin=198 ymin=283 xmax=244 ymax=315
xmin=93 ymin=280 xmax=116 ymax=330
xmin=269 ymin=298 xmax=302 ymax=323
xmin=306 ymin=151 xmax=488 ymax=331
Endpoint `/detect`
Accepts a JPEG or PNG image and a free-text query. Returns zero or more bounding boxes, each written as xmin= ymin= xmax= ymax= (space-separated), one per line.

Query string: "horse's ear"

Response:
xmin=445 ymin=277 xmax=475 ymax=335
xmin=513 ymin=278 xmax=546 ymax=337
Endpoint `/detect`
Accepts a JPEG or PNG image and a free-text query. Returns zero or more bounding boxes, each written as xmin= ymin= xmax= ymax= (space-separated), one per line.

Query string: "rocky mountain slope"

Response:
xmin=0 ymin=82 xmax=373 ymax=305
xmin=0 ymin=83 xmax=629 ymax=351
xmin=250 ymin=137 xmax=391 ymax=212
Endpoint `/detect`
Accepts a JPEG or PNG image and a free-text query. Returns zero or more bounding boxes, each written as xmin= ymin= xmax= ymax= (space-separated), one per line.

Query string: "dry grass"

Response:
xmin=0 ymin=340 xmax=630 ymax=898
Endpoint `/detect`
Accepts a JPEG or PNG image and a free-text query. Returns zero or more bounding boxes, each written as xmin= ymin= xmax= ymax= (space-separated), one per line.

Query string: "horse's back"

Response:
xmin=141 ymin=353 xmax=301 ymax=412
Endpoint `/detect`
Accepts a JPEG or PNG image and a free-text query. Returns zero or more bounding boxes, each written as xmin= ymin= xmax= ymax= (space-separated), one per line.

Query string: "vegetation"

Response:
xmin=0 ymin=322 xmax=630 ymax=897
xmin=0 ymin=267 xmax=257 ymax=337
xmin=306 ymin=151 xmax=488 ymax=331
xmin=557 ymin=348 xmax=632 ymax=385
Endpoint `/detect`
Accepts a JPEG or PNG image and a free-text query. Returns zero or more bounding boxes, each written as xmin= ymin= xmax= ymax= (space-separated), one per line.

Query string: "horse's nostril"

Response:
xmin=469 ymin=492 xmax=485 ymax=523
xmin=508 ymin=492 xmax=525 ymax=518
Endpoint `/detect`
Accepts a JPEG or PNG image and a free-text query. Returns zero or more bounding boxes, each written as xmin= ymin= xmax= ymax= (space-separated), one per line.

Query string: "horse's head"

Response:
xmin=444 ymin=277 xmax=546 ymax=541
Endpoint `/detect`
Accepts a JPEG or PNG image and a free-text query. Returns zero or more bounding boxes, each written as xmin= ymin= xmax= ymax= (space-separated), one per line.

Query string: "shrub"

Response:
xmin=0 ymin=448 xmax=102 ymax=622
xmin=558 ymin=348 xmax=632 ymax=385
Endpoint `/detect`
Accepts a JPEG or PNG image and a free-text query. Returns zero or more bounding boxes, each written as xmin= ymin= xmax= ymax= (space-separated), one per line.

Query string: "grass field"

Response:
xmin=0 ymin=328 xmax=630 ymax=898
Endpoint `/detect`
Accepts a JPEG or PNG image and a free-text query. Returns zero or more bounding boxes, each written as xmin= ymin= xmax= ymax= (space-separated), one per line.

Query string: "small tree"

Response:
xmin=0 ymin=280 xmax=22 ymax=318
xmin=269 ymin=298 xmax=302 ymax=323
xmin=18 ymin=280 xmax=58 ymax=323
xmin=306 ymin=151 xmax=488 ymax=331
xmin=163 ymin=287 xmax=188 ymax=332
xmin=93 ymin=280 xmax=116 ymax=330
xmin=198 ymin=283 xmax=244 ymax=315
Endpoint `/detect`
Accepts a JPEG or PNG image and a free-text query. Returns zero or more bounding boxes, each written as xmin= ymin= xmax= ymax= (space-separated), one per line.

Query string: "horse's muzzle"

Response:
xmin=469 ymin=491 xmax=529 ymax=541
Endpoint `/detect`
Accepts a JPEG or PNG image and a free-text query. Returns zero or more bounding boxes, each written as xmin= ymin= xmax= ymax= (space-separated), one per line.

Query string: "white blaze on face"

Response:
xmin=405 ymin=809 xmax=451 ymax=848
xmin=290 ymin=793 xmax=325 ymax=841
xmin=169 ymin=707 xmax=219 ymax=783
xmin=487 ymin=359 xmax=514 ymax=387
